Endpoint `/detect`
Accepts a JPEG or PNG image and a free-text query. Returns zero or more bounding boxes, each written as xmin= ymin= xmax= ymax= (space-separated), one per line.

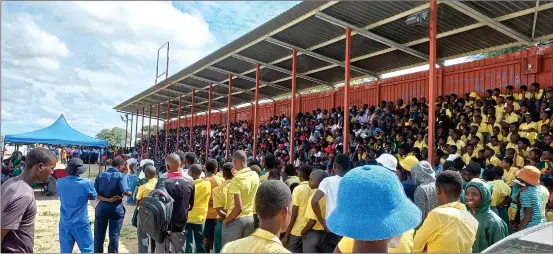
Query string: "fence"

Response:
xmin=166 ymin=45 xmax=553 ymax=129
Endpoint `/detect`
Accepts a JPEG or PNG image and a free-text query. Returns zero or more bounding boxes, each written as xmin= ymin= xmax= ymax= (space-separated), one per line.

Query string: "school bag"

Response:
xmin=137 ymin=183 xmax=174 ymax=243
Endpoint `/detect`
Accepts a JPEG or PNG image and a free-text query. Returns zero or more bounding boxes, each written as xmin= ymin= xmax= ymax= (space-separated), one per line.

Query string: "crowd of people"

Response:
xmin=2 ymin=81 xmax=553 ymax=253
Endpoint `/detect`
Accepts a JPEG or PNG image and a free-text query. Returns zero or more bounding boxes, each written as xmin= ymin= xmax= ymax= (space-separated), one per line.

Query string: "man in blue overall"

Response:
xmin=94 ymin=157 xmax=131 ymax=253
xmin=57 ymin=158 xmax=97 ymax=253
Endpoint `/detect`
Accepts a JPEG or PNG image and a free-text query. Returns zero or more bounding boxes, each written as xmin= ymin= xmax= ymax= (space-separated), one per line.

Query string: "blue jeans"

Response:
xmin=59 ymin=225 xmax=94 ymax=253
xmin=94 ymin=216 xmax=124 ymax=253
xmin=127 ymin=175 xmax=137 ymax=205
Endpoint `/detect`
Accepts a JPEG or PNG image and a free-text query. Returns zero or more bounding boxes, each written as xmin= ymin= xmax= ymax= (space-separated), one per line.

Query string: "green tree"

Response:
xmin=96 ymin=127 xmax=127 ymax=147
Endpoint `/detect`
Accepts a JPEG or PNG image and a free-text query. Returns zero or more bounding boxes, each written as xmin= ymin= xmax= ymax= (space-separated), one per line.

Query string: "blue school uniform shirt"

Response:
xmin=57 ymin=176 xmax=97 ymax=227
xmin=520 ymin=185 xmax=547 ymax=229
xmin=94 ymin=168 xmax=129 ymax=218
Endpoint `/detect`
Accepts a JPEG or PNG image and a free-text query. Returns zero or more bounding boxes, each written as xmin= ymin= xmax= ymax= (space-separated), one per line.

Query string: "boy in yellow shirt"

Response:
xmin=483 ymin=167 xmax=512 ymax=229
xmin=221 ymin=180 xmax=292 ymax=253
xmin=213 ymin=162 xmax=234 ymax=253
xmin=136 ymin=166 xmax=158 ymax=253
xmin=413 ymin=171 xmax=478 ymax=253
xmin=484 ymin=147 xmax=502 ymax=167
xmin=301 ymin=170 xmax=328 ymax=253
xmin=186 ymin=164 xmax=212 ymax=253
xmin=282 ymin=165 xmax=313 ymax=252
xmin=204 ymin=159 xmax=224 ymax=252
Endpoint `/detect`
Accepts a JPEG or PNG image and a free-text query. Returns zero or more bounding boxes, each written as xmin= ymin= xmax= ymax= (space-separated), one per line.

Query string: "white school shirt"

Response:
xmin=318 ymin=175 xmax=342 ymax=218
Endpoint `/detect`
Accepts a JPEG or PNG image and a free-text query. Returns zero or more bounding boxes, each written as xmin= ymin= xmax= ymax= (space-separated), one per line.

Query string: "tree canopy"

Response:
xmin=96 ymin=127 xmax=126 ymax=147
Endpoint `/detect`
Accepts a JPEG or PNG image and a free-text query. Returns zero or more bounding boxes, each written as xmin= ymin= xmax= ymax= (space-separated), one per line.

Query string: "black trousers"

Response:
xmin=322 ymin=231 xmax=342 ymax=253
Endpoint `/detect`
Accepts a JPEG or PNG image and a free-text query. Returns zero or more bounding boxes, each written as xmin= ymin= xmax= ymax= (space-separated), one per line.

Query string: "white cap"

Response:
xmin=376 ymin=153 xmax=398 ymax=172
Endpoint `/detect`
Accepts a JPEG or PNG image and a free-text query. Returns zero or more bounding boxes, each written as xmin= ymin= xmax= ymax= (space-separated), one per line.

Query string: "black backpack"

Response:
xmin=138 ymin=184 xmax=174 ymax=243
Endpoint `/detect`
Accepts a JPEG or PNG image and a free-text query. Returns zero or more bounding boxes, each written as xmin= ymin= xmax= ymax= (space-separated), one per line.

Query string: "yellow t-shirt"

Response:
xmin=447 ymin=139 xmax=465 ymax=152
xmin=136 ymin=178 xmax=158 ymax=202
xmin=414 ymin=140 xmax=427 ymax=151
xmin=290 ymin=182 xmax=312 ymax=237
xmin=489 ymin=180 xmax=511 ymax=207
xmin=504 ymin=167 xmax=519 ymax=186
xmin=504 ymin=112 xmax=519 ymax=124
xmin=206 ymin=175 xmax=224 ymax=220
xmin=413 ymin=202 xmax=478 ymax=253
xmin=305 ymin=192 xmax=326 ymax=231
xmin=337 ymin=229 xmax=415 ymax=253
xmin=487 ymin=144 xmax=501 ymax=156
xmin=486 ymin=156 xmax=502 ymax=167
xmin=221 ymin=228 xmax=290 ymax=253
xmin=463 ymin=153 xmax=477 ymax=165
xmin=212 ymin=180 xmax=231 ymax=220
xmin=498 ymin=133 xmax=509 ymax=143
xmin=285 ymin=176 xmax=301 ymax=187
xmin=228 ymin=167 xmax=260 ymax=218
xmin=188 ymin=179 xmax=212 ymax=224
xmin=520 ymin=122 xmax=538 ymax=133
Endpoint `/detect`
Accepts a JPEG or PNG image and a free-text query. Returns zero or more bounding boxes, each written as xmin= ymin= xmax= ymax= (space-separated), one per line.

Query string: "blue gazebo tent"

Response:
xmin=4 ymin=114 xmax=108 ymax=147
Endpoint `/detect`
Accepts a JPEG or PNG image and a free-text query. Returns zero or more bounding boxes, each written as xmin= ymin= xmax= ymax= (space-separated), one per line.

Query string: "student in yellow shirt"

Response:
xmin=484 ymin=148 xmax=502 ymax=167
xmin=222 ymin=150 xmax=260 ymax=245
xmin=329 ymin=166 xmax=421 ymax=253
xmin=204 ymin=159 xmax=224 ymax=252
xmin=517 ymin=138 xmax=531 ymax=158
xmin=301 ymin=170 xmax=328 ymax=253
xmin=136 ymin=166 xmax=158 ymax=253
xmin=463 ymin=144 xmax=477 ymax=165
xmin=487 ymin=136 xmax=502 ymax=156
xmin=282 ymin=165 xmax=313 ymax=252
xmin=213 ymin=162 xmax=234 ymax=253
xmin=414 ymin=133 xmax=427 ymax=151
xmin=413 ymin=170 xmax=479 ymax=253
xmin=505 ymin=148 xmax=525 ymax=169
xmin=186 ymin=164 xmax=212 ymax=253
xmin=221 ymin=180 xmax=292 ymax=253
xmin=501 ymin=157 xmax=519 ymax=186
xmin=498 ymin=127 xmax=510 ymax=144
xmin=503 ymin=104 xmax=519 ymax=124
xmin=284 ymin=164 xmax=300 ymax=187
xmin=520 ymin=113 xmax=538 ymax=141
xmin=483 ymin=167 xmax=512 ymax=228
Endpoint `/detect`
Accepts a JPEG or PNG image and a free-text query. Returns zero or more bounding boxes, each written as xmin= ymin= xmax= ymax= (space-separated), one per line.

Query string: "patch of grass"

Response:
xmin=35 ymin=228 xmax=48 ymax=234
xmin=42 ymin=210 xmax=60 ymax=217
xmin=120 ymin=225 xmax=137 ymax=241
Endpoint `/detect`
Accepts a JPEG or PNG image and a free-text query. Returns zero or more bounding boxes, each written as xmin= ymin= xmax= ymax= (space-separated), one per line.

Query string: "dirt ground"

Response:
xmin=33 ymin=164 xmax=139 ymax=253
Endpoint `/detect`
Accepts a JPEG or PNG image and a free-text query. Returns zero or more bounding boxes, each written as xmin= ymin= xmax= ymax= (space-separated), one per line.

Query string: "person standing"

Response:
xmin=213 ymin=162 xmax=234 ymax=253
xmin=136 ymin=166 xmax=158 ymax=253
xmin=1 ymin=148 xmax=56 ymax=253
xmin=157 ymin=153 xmax=195 ymax=253
xmin=222 ymin=150 xmax=260 ymax=245
xmin=310 ymin=153 xmax=350 ymax=253
xmin=204 ymin=159 xmax=223 ymax=252
xmin=185 ymin=164 xmax=211 ymax=253
xmin=411 ymin=161 xmax=437 ymax=221
xmin=282 ymin=165 xmax=313 ymax=252
xmin=301 ymin=170 xmax=328 ymax=253
xmin=413 ymin=171 xmax=479 ymax=253
xmin=94 ymin=157 xmax=131 ymax=253
xmin=57 ymin=158 xmax=97 ymax=253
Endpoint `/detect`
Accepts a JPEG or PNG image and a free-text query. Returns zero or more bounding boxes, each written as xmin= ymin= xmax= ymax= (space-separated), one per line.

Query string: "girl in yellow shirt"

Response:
xmin=501 ymin=157 xmax=519 ymax=186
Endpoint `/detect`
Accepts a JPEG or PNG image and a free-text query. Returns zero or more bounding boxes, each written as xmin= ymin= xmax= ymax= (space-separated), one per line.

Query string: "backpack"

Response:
xmin=138 ymin=184 xmax=174 ymax=243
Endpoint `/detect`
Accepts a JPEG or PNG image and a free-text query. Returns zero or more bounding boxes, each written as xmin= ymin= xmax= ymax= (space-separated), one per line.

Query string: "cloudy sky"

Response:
xmin=1 ymin=1 xmax=299 ymax=137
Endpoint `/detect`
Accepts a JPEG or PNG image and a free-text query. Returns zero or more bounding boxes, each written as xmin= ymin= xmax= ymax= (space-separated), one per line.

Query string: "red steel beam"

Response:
xmin=190 ymin=89 xmax=195 ymax=152
xmin=343 ymin=27 xmax=351 ymax=154
xmin=253 ymin=64 xmax=260 ymax=160
xmin=177 ymin=94 xmax=182 ymax=151
xmin=135 ymin=109 xmax=139 ymax=151
xmin=428 ymin=0 xmax=437 ymax=164
xmin=290 ymin=50 xmax=297 ymax=164
xmin=140 ymin=107 xmax=145 ymax=158
xmin=148 ymin=105 xmax=152 ymax=156
xmin=156 ymin=103 xmax=160 ymax=154
xmin=207 ymin=83 xmax=213 ymax=157
xmin=124 ymin=114 xmax=128 ymax=150
xmin=226 ymin=74 xmax=232 ymax=161
xmin=165 ymin=99 xmax=170 ymax=157
xmin=129 ymin=112 xmax=133 ymax=149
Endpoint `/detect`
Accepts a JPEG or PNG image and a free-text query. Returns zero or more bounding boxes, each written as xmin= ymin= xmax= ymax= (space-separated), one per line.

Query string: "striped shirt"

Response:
xmin=520 ymin=186 xmax=547 ymax=229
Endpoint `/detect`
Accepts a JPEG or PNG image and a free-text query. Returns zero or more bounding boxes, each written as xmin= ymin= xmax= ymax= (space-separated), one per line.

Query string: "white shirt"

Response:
xmin=182 ymin=167 xmax=206 ymax=179
xmin=318 ymin=175 xmax=342 ymax=218
xmin=159 ymin=168 xmax=193 ymax=181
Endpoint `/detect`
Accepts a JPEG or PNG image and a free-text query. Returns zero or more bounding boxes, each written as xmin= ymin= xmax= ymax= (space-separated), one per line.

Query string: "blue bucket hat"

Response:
xmin=327 ymin=165 xmax=422 ymax=241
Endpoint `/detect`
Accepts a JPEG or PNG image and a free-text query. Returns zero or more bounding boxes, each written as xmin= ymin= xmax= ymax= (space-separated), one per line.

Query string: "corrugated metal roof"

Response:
xmin=115 ymin=1 xmax=553 ymax=119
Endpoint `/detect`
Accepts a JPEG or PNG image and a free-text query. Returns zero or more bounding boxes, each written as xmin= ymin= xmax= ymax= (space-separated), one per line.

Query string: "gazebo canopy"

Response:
xmin=4 ymin=114 xmax=108 ymax=147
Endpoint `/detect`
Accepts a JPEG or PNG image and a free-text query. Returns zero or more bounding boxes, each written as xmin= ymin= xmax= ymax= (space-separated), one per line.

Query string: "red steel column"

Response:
xmin=226 ymin=75 xmax=232 ymax=160
xmin=253 ymin=64 xmax=260 ymax=160
xmin=156 ymin=103 xmax=160 ymax=154
xmin=207 ymin=83 xmax=213 ymax=157
xmin=190 ymin=89 xmax=195 ymax=152
xmin=290 ymin=50 xmax=297 ymax=164
xmin=129 ymin=112 xmax=133 ymax=149
xmin=141 ymin=108 xmax=145 ymax=158
xmin=343 ymin=27 xmax=351 ymax=154
xmin=428 ymin=0 xmax=437 ymax=164
xmin=165 ymin=99 xmax=170 ymax=156
xmin=135 ymin=109 xmax=139 ymax=150
xmin=148 ymin=105 xmax=152 ymax=156
xmin=177 ymin=94 xmax=182 ymax=150
xmin=124 ymin=114 xmax=128 ymax=150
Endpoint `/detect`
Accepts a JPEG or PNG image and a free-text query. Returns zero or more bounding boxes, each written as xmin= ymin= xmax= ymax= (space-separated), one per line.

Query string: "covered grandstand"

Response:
xmin=114 ymin=0 xmax=553 ymax=163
